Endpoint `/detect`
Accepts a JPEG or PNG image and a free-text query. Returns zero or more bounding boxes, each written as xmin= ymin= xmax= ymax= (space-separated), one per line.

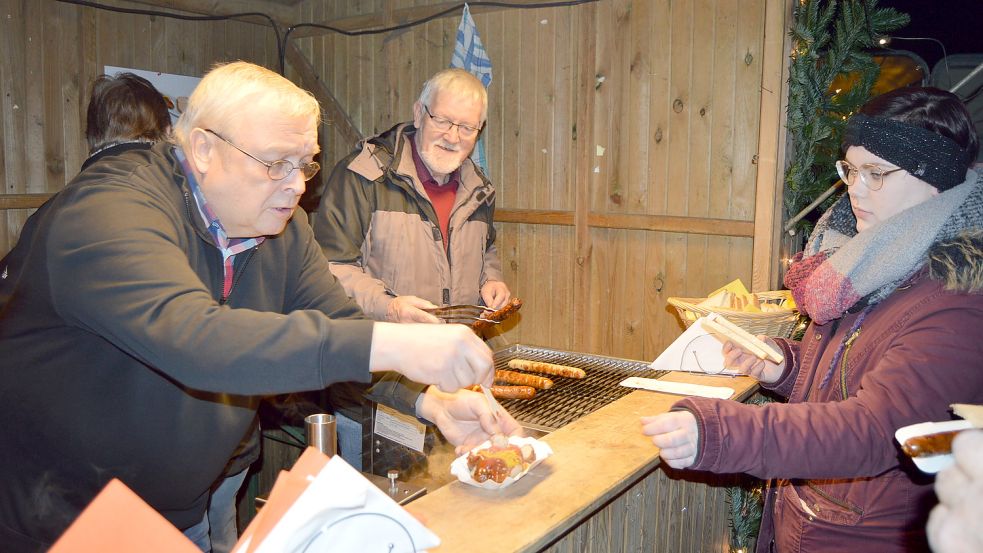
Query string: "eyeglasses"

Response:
xmin=204 ymin=129 xmax=320 ymax=181
xmin=422 ymin=105 xmax=483 ymax=138
xmin=835 ymin=160 xmax=905 ymax=191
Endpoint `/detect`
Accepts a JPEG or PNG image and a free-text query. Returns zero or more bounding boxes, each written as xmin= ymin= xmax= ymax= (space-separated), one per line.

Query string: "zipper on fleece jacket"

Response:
xmin=182 ymin=190 xmax=259 ymax=305
xmin=220 ymin=247 xmax=258 ymax=305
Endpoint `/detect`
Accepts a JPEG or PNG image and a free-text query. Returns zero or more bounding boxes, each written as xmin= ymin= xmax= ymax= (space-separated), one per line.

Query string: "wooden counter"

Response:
xmin=406 ymin=372 xmax=758 ymax=553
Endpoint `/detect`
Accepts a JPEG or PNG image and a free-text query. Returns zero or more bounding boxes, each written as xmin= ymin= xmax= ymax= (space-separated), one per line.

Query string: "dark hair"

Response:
xmin=858 ymin=86 xmax=979 ymax=163
xmin=85 ymin=73 xmax=171 ymax=152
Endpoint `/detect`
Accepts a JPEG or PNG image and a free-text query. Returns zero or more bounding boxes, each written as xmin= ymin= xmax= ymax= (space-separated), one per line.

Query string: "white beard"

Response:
xmin=419 ymin=141 xmax=468 ymax=179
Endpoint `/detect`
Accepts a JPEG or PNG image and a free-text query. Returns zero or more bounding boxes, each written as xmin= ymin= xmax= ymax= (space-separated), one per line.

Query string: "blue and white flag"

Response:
xmin=450 ymin=3 xmax=491 ymax=173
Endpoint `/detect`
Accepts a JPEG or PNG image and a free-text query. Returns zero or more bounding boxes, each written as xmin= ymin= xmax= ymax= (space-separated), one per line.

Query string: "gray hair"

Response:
xmin=173 ymin=61 xmax=320 ymax=146
xmin=418 ymin=68 xmax=488 ymax=123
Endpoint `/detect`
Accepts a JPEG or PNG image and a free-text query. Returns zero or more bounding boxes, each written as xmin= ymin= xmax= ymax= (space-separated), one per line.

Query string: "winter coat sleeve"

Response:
xmin=312 ymin=153 xmax=394 ymax=320
xmin=674 ymin=299 xmax=983 ymax=480
xmin=46 ymin=181 xmax=375 ymax=396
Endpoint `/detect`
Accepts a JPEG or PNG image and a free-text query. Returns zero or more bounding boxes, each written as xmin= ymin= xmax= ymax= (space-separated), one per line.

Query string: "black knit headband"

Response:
xmin=843 ymin=114 xmax=971 ymax=191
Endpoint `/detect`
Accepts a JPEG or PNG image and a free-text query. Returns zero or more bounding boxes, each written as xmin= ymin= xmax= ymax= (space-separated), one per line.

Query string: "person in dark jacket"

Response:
xmin=82 ymin=71 xmax=172 ymax=171
xmin=0 ymin=61 xmax=516 ymax=552
xmin=642 ymin=86 xmax=983 ymax=552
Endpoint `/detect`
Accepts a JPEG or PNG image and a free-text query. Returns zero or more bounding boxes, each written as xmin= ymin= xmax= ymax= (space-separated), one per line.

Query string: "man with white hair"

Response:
xmin=312 ymin=68 xmax=513 ymax=469
xmin=313 ymin=68 xmax=510 ymax=323
xmin=0 ymin=61 xmax=515 ymax=552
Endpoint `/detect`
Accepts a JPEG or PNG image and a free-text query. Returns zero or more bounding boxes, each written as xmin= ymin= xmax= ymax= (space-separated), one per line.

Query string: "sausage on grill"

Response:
xmin=507 ymin=359 xmax=586 ymax=379
xmin=495 ymin=370 xmax=554 ymax=389
xmin=488 ymin=385 xmax=536 ymax=400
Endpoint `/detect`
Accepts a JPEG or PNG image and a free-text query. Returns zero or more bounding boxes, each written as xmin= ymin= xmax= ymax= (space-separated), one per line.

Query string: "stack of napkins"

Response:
xmin=650 ymin=317 xmax=736 ymax=375
xmin=235 ymin=448 xmax=440 ymax=553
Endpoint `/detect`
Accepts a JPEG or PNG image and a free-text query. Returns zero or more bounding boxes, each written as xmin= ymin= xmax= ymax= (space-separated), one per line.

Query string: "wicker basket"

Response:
xmin=668 ymin=290 xmax=800 ymax=339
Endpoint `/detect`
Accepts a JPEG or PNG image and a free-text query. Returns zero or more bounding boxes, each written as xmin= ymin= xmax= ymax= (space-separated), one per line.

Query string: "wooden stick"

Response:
xmin=704 ymin=313 xmax=784 ymax=364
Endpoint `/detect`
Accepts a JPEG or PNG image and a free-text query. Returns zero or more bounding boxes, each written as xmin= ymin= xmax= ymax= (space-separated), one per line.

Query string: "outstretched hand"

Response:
xmin=370 ymin=322 xmax=494 ymax=392
xmin=722 ymin=336 xmax=785 ymax=384
xmin=480 ymin=280 xmax=511 ymax=310
xmin=640 ymin=410 xmax=699 ymax=469
xmin=416 ymin=387 xmax=523 ymax=453
xmin=386 ymin=295 xmax=441 ymax=324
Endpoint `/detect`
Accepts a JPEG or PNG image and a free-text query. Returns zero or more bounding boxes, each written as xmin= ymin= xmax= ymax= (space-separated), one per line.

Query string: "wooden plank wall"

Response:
xmin=0 ymin=0 xmax=280 ymax=253
xmin=543 ymin=467 xmax=736 ymax=553
xmin=0 ymin=0 xmax=787 ymax=363
xmin=297 ymin=0 xmax=775 ymax=360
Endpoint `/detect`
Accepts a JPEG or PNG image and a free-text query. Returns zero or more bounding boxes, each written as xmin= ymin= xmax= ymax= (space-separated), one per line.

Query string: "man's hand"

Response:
xmin=928 ymin=430 xmax=983 ymax=553
xmin=416 ymin=387 xmax=523 ymax=453
xmin=640 ymin=411 xmax=699 ymax=469
xmin=480 ymin=280 xmax=511 ymax=310
xmin=369 ymin=322 xmax=494 ymax=392
xmin=722 ymin=336 xmax=785 ymax=384
xmin=386 ymin=295 xmax=441 ymax=323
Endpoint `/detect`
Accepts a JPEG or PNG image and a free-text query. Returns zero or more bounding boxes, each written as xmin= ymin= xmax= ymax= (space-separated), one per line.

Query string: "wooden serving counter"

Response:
xmin=406 ymin=372 xmax=758 ymax=553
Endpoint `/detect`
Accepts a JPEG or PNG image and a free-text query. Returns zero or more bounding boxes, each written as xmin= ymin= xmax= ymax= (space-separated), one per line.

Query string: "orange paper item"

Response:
xmin=234 ymin=447 xmax=331 ymax=553
xmin=49 ymin=478 xmax=200 ymax=553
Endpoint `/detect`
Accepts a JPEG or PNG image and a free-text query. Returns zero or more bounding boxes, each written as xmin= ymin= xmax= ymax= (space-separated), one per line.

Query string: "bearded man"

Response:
xmin=311 ymin=68 xmax=513 ymax=469
xmin=313 ymin=68 xmax=510 ymax=323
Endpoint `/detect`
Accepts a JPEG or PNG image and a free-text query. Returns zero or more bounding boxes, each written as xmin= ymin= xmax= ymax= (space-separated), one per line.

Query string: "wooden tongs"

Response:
xmin=423 ymin=304 xmax=499 ymax=325
xmin=702 ymin=313 xmax=784 ymax=364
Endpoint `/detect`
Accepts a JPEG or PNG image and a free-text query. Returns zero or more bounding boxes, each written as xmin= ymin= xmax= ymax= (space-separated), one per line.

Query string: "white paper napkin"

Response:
xmin=450 ymin=436 xmax=553 ymax=490
xmin=254 ymin=455 xmax=440 ymax=553
xmin=650 ymin=318 xmax=737 ymax=375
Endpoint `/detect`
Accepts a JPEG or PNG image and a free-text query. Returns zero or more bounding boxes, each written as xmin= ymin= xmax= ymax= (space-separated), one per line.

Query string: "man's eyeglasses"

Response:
xmin=835 ymin=160 xmax=904 ymax=191
xmin=422 ymin=105 xmax=483 ymax=139
xmin=204 ymin=129 xmax=320 ymax=181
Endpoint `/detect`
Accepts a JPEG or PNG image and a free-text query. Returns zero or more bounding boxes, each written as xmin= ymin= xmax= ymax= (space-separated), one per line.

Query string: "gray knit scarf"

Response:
xmin=785 ymin=169 xmax=983 ymax=324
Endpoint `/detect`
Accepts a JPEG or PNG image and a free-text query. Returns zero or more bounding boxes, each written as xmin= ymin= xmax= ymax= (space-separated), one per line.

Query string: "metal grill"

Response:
xmin=494 ymin=344 xmax=667 ymax=432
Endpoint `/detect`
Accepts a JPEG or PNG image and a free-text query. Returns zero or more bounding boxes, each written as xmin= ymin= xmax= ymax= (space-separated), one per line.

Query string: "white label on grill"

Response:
xmin=373 ymin=404 xmax=426 ymax=452
xmin=618 ymin=377 xmax=734 ymax=399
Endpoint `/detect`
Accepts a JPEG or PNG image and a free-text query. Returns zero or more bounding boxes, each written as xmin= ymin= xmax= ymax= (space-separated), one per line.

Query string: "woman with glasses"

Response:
xmin=642 ymin=86 xmax=982 ymax=552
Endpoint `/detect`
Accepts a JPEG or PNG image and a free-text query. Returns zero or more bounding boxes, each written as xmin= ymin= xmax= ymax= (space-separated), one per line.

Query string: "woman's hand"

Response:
xmin=640 ymin=411 xmax=699 ymax=469
xmin=722 ymin=336 xmax=785 ymax=384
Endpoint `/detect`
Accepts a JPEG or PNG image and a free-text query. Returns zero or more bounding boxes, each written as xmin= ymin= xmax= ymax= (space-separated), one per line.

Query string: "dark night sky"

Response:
xmin=878 ymin=0 xmax=982 ymax=76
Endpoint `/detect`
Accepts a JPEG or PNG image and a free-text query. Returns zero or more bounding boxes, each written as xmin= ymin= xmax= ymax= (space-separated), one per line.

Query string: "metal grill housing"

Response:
xmin=494 ymin=344 xmax=667 ymax=432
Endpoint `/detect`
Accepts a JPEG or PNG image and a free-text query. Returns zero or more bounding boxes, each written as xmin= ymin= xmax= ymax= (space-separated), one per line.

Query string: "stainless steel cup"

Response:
xmin=304 ymin=413 xmax=337 ymax=457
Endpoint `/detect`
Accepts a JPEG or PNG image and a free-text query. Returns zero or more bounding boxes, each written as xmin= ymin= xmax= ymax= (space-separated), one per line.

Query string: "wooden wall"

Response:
xmin=0 ymin=0 xmax=790 ymax=362
xmin=0 ymin=0 xmax=279 ymax=251
xmin=294 ymin=0 xmax=788 ymax=360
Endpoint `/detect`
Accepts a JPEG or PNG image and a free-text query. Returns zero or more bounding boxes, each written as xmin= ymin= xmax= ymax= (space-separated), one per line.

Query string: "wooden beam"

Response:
xmin=289 ymin=0 xmax=571 ymax=39
xmin=122 ymin=0 xmax=296 ymax=25
xmin=572 ymin=3 xmax=597 ymax=352
xmin=495 ymin=209 xmax=755 ymax=238
xmin=750 ymin=0 xmax=794 ymax=292
xmin=283 ymin=42 xmax=364 ymax=150
xmin=0 ymin=194 xmax=53 ymax=210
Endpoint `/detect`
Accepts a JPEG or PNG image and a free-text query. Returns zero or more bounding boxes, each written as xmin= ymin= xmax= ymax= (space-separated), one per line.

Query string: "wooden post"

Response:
xmin=751 ymin=0 xmax=793 ymax=291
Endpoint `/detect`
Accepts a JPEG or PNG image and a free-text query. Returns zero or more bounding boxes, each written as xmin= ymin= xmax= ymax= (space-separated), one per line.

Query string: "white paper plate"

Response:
xmin=895 ymin=419 xmax=973 ymax=473
xmin=450 ymin=436 xmax=553 ymax=489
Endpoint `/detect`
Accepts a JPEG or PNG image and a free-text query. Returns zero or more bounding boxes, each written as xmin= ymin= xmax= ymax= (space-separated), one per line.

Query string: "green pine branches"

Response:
xmin=784 ymin=0 xmax=909 ymax=235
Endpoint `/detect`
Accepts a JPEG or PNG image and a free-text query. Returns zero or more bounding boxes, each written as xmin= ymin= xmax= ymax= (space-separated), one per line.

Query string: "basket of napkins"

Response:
xmin=668 ymin=279 xmax=800 ymax=338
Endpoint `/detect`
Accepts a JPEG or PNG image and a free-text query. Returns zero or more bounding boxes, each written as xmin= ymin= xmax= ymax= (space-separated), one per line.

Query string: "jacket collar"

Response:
xmin=346 ymin=122 xmax=496 ymax=206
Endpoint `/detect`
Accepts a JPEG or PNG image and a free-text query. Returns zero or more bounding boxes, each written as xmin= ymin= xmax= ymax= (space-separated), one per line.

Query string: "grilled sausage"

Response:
xmin=489 ymin=385 xmax=536 ymax=399
xmin=903 ymin=430 xmax=962 ymax=458
xmin=471 ymin=298 xmax=524 ymax=332
xmin=495 ymin=370 xmax=554 ymax=389
xmin=507 ymin=359 xmax=587 ymax=379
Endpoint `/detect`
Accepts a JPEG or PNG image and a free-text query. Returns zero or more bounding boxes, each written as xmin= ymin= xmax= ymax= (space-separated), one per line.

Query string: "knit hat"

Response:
xmin=843 ymin=114 xmax=973 ymax=191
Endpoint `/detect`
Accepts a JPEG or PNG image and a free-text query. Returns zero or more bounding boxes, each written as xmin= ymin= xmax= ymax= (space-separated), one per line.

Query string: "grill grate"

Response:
xmin=493 ymin=344 xmax=667 ymax=432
